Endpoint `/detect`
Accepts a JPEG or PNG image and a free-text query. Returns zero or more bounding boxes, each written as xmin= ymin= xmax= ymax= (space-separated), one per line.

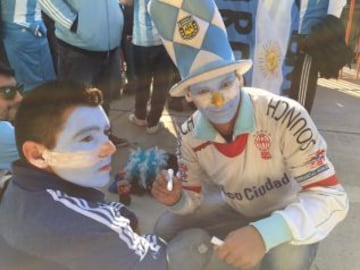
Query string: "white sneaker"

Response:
xmin=128 ymin=113 xmax=147 ymax=127
xmin=146 ymin=122 xmax=162 ymax=134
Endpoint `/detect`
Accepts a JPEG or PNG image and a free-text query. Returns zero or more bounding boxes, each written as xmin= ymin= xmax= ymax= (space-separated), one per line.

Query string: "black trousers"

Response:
xmin=57 ymin=40 xmax=121 ymax=114
xmin=289 ymin=52 xmax=319 ymax=114
xmin=132 ymin=44 xmax=173 ymax=127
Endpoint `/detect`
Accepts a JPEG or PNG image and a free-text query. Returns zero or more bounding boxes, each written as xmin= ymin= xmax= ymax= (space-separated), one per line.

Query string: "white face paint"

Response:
xmin=42 ymin=106 xmax=116 ymax=188
xmin=189 ymin=72 xmax=241 ymax=124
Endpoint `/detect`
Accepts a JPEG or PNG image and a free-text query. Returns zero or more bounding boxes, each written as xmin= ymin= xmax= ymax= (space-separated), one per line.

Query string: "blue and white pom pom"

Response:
xmin=124 ymin=147 xmax=169 ymax=190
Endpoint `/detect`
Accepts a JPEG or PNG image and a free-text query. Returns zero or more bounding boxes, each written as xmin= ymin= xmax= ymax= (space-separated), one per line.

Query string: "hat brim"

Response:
xmin=169 ymin=59 xmax=252 ymax=97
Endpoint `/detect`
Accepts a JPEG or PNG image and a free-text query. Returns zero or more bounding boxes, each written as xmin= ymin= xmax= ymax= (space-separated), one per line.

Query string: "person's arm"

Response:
xmin=39 ymin=0 xmax=78 ymax=30
xmin=152 ymin=117 xmax=207 ymax=214
xmin=39 ymin=190 xmax=168 ymax=270
xmin=252 ymin=100 xmax=348 ymax=252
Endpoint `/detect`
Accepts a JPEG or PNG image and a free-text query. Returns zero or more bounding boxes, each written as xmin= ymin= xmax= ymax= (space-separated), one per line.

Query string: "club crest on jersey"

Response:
xmin=254 ymin=131 xmax=272 ymax=160
xmin=178 ymin=16 xmax=199 ymax=40
xmin=178 ymin=162 xmax=189 ymax=181
xmin=306 ymin=149 xmax=326 ymax=168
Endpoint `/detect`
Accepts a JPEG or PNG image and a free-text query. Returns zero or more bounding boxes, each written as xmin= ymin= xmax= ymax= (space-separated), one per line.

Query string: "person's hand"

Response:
xmin=215 ymin=226 xmax=265 ymax=270
xmin=151 ymin=170 xmax=182 ymax=206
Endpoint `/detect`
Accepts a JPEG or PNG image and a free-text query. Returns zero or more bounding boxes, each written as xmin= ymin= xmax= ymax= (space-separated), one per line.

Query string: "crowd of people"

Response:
xmin=0 ymin=0 xmax=351 ymax=270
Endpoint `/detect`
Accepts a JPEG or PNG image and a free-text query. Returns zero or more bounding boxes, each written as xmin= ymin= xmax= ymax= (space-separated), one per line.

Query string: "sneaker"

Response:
xmin=109 ymin=134 xmax=129 ymax=148
xmin=128 ymin=113 xmax=147 ymax=127
xmin=146 ymin=122 xmax=163 ymax=134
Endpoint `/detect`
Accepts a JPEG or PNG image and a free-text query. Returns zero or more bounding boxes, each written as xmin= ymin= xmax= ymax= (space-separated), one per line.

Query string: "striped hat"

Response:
xmin=149 ymin=0 xmax=252 ymax=97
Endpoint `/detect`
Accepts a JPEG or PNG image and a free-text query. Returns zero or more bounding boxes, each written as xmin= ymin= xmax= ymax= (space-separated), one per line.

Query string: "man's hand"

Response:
xmin=151 ymin=170 xmax=182 ymax=206
xmin=215 ymin=226 xmax=265 ymax=270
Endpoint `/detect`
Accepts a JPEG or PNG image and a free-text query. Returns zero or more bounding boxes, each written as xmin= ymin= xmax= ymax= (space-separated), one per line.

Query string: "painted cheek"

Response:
xmin=43 ymin=148 xmax=103 ymax=169
xmin=55 ymin=106 xmax=110 ymax=152
xmin=192 ymin=93 xmax=212 ymax=109
xmin=222 ymin=84 xmax=239 ymax=102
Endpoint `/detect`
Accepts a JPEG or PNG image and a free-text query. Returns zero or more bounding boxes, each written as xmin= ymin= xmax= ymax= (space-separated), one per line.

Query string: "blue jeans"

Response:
xmin=3 ymin=23 xmax=56 ymax=92
xmin=155 ymin=191 xmax=318 ymax=270
xmin=57 ymin=40 xmax=121 ymax=113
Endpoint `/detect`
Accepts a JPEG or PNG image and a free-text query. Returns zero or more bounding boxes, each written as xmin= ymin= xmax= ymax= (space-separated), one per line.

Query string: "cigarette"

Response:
xmin=210 ymin=236 xmax=224 ymax=246
xmin=167 ymin=169 xmax=174 ymax=191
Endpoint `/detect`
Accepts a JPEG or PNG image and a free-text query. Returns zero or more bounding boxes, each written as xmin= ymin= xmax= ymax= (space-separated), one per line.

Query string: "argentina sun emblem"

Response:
xmin=257 ymin=41 xmax=281 ymax=78
xmin=254 ymin=131 xmax=272 ymax=160
xmin=178 ymin=16 xmax=199 ymax=40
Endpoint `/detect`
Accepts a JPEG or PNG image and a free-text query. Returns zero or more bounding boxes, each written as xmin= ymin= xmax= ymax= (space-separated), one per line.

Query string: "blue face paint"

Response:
xmin=199 ymin=92 xmax=240 ymax=124
xmin=43 ymin=106 xmax=116 ymax=188
xmin=189 ymin=72 xmax=241 ymax=124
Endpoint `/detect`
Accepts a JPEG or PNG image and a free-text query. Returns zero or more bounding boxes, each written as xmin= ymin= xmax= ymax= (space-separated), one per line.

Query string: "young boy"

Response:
xmin=0 ymin=80 xmax=233 ymax=270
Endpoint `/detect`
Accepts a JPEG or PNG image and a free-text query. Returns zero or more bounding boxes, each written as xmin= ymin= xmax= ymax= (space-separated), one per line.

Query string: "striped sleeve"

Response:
xmin=46 ymin=189 xmax=166 ymax=263
xmin=39 ymin=0 xmax=77 ymax=29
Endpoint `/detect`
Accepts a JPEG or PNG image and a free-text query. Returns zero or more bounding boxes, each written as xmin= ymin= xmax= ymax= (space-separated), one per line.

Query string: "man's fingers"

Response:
xmin=153 ymin=173 xmax=167 ymax=189
xmin=215 ymin=244 xmax=229 ymax=260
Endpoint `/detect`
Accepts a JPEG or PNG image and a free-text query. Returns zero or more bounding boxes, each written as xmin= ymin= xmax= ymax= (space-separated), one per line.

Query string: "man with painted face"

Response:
xmin=0 ymin=80 xmax=239 ymax=270
xmin=148 ymin=1 xmax=349 ymax=270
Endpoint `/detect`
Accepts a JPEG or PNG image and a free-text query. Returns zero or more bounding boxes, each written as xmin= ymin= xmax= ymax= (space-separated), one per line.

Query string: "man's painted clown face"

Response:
xmin=187 ymin=72 xmax=241 ymax=124
xmin=42 ymin=106 xmax=116 ymax=188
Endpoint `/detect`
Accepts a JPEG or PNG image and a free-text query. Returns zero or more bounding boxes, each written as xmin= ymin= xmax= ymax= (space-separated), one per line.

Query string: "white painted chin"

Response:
xmin=90 ymin=173 xmax=111 ymax=188
xmin=208 ymin=110 xmax=233 ymax=124
xmin=53 ymin=162 xmax=112 ymax=188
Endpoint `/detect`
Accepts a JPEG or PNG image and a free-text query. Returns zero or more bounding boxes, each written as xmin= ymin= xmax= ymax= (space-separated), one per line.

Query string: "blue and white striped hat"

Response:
xmin=149 ymin=0 xmax=252 ymax=97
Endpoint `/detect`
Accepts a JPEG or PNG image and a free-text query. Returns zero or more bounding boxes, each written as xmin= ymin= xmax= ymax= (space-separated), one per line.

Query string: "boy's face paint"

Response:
xmin=189 ymin=72 xmax=241 ymax=124
xmin=42 ymin=106 xmax=116 ymax=188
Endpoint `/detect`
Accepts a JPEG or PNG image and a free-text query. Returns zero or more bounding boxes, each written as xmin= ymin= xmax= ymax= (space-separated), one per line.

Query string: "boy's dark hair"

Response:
xmin=14 ymin=80 xmax=103 ymax=160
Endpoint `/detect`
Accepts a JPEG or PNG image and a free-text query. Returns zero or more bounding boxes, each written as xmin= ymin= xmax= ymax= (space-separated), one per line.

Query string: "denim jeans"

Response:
xmin=57 ymin=40 xmax=121 ymax=114
xmin=155 ymin=191 xmax=318 ymax=270
xmin=3 ymin=23 xmax=56 ymax=92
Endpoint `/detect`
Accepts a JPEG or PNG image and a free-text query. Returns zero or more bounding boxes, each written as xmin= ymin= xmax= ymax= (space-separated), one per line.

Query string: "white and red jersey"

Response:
xmin=174 ymin=87 xmax=348 ymax=246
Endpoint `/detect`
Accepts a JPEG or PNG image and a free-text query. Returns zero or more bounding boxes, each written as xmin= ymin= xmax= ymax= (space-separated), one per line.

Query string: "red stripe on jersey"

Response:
xmin=193 ymin=141 xmax=212 ymax=152
xmin=213 ymin=134 xmax=249 ymax=157
xmin=303 ymin=175 xmax=339 ymax=189
xmin=183 ymin=186 xmax=202 ymax=193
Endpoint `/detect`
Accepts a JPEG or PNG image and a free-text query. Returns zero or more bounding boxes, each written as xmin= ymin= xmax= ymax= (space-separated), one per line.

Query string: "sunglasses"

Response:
xmin=0 ymin=84 xmax=23 ymax=100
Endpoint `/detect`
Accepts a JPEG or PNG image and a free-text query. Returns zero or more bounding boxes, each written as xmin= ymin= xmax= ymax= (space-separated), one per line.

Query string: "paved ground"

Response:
xmin=105 ymin=66 xmax=360 ymax=270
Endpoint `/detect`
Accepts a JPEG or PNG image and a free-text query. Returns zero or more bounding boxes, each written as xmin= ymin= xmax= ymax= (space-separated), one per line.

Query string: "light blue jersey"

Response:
xmin=1 ymin=0 xmax=42 ymax=29
xmin=299 ymin=0 xmax=346 ymax=34
xmin=132 ymin=0 xmax=161 ymax=47
xmin=0 ymin=121 xmax=19 ymax=171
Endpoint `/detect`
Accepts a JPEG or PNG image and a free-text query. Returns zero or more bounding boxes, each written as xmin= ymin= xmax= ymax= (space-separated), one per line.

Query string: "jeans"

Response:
xmin=57 ymin=40 xmax=121 ymax=113
xmin=155 ymin=191 xmax=318 ymax=270
xmin=3 ymin=23 xmax=56 ymax=92
xmin=132 ymin=44 xmax=173 ymax=127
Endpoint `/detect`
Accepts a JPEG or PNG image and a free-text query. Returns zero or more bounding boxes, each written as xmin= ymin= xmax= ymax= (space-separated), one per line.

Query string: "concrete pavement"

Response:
xmin=105 ymin=67 xmax=360 ymax=270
